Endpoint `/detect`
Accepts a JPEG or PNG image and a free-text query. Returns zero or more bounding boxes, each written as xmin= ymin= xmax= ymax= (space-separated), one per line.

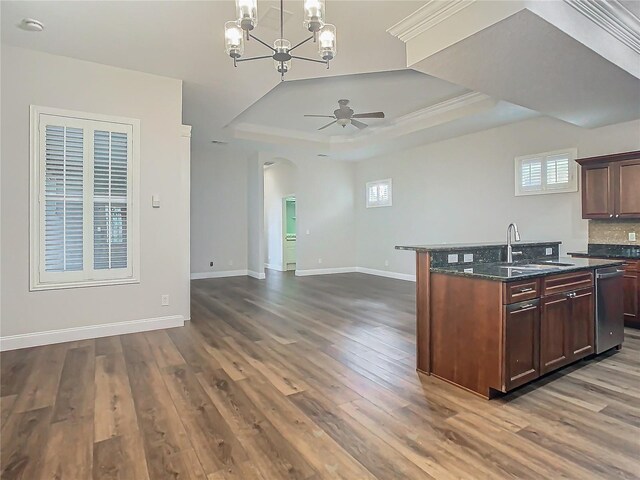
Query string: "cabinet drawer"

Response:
xmin=543 ymin=271 xmax=593 ymax=297
xmin=624 ymin=260 xmax=639 ymax=272
xmin=503 ymin=279 xmax=540 ymax=304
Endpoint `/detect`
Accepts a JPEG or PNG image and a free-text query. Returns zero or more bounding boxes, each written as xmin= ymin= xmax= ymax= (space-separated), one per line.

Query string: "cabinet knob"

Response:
xmin=616 ymin=214 xmax=620 ymax=218
xmin=609 ymin=214 xmax=613 ymax=218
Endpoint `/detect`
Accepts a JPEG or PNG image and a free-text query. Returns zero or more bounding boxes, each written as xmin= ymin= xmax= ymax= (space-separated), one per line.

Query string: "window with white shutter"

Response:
xmin=30 ymin=106 xmax=140 ymax=290
xmin=515 ymin=148 xmax=577 ymax=196
xmin=366 ymin=179 xmax=392 ymax=208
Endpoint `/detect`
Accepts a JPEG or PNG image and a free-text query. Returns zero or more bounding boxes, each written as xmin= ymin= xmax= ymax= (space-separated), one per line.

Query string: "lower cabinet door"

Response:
xmin=541 ymin=294 xmax=571 ymax=374
xmin=504 ymin=299 xmax=540 ymax=391
xmin=623 ymin=269 xmax=639 ymax=327
xmin=569 ymin=287 xmax=595 ymax=359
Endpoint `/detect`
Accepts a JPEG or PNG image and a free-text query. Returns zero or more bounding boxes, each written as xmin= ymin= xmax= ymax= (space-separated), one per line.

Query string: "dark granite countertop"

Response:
xmin=396 ymin=241 xmax=561 ymax=253
xmin=430 ymin=257 xmax=624 ymax=282
xmin=568 ymin=243 xmax=639 ymax=260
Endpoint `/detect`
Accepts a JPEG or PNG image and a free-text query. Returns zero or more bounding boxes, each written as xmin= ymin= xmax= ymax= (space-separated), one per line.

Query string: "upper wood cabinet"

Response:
xmin=576 ymin=151 xmax=640 ymax=219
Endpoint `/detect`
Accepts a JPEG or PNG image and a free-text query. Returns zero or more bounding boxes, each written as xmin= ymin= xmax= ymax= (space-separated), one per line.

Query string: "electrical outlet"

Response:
xmin=384 ymin=260 xmax=389 ymax=267
xmin=630 ymin=232 xmax=637 ymax=242
xmin=228 ymin=260 xmax=234 ymax=266
xmin=306 ymin=229 xmax=311 ymax=235
xmin=318 ymin=258 xmax=323 ymax=264
xmin=546 ymin=248 xmax=553 ymax=255
xmin=209 ymin=261 xmax=214 ymax=267
xmin=447 ymin=254 xmax=459 ymax=264
xmin=161 ymin=295 xmax=169 ymax=306
xmin=463 ymin=253 xmax=473 ymax=263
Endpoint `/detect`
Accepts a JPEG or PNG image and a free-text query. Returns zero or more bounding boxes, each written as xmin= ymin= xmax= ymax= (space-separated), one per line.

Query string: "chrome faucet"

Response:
xmin=506 ymin=223 xmax=521 ymax=263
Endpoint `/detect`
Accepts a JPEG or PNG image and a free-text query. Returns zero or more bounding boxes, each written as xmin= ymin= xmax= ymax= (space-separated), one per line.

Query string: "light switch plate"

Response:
xmin=152 ymin=195 xmax=160 ymax=208
xmin=546 ymin=248 xmax=553 ymax=255
xmin=447 ymin=254 xmax=459 ymax=263
xmin=463 ymin=253 xmax=473 ymax=263
xmin=630 ymin=232 xmax=637 ymax=242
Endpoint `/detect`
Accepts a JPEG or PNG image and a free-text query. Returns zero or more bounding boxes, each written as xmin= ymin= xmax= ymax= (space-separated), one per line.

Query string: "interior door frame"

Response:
xmin=282 ymin=194 xmax=296 ymax=271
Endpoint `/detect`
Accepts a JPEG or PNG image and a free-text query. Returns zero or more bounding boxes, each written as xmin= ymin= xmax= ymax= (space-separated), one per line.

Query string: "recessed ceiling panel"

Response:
xmin=229 ymin=69 xmax=469 ymax=134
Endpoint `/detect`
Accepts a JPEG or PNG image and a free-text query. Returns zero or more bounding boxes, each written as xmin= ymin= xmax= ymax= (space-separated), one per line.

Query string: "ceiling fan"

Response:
xmin=304 ymin=99 xmax=385 ymax=130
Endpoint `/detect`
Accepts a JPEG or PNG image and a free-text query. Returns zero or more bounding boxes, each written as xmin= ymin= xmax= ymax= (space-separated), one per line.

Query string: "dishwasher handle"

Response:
xmin=596 ymin=269 xmax=624 ymax=280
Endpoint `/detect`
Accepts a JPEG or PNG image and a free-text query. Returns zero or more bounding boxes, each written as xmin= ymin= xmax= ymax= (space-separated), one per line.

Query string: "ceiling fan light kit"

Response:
xmin=224 ymin=0 xmax=337 ymax=80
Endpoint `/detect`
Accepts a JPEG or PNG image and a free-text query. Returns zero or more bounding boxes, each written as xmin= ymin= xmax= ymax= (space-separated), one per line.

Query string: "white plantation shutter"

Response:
xmin=520 ymin=158 xmax=542 ymax=190
xmin=515 ymin=149 xmax=577 ymax=196
xmin=366 ymin=179 xmax=392 ymax=207
xmin=94 ymin=130 xmax=129 ymax=270
xmin=31 ymin=106 xmax=139 ymax=290
xmin=546 ymin=153 xmax=570 ymax=187
xmin=43 ymin=125 xmax=84 ymax=272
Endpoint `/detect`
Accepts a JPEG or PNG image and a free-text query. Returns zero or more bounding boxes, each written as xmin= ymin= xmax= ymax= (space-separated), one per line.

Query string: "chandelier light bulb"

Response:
xmin=236 ymin=0 xmax=258 ymax=32
xmin=303 ymin=0 xmax=325 ymax=33
xmin=318 ymin=24 xmax=336 ymax=61
xmin=225 ymin=21 xmax=244 ymax=58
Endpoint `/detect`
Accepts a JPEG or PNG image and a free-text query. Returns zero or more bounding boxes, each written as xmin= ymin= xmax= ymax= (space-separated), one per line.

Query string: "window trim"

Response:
xmin=29 ymin=105 xmax=141 ymax=291
xmin=514 ymin=148 xmax=578 ymax=197
xmin=366 ymin=178 xmax=393 ymax=208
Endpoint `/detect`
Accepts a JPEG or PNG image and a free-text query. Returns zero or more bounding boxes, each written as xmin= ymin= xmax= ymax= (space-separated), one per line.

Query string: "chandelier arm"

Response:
xmin=291 ymin=55 xmax=329 ymax=65
xmin=289 ymin=36 xmax=315 ymax=52
xmin=236 ymin=55 xmax=275 ymax=63
xmin=249 ymin=34 xmax=277 ymax=52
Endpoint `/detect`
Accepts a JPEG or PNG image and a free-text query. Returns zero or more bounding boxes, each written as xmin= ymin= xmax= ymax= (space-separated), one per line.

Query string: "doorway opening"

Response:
xmin=283 ymin=196 xmax=296 ymax=271
xmin=263 ymin=158 xmax=297 ymax=273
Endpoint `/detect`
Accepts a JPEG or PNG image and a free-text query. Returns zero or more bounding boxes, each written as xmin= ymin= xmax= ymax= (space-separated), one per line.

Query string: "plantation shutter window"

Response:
xmin=31 ymin=106 xmax=139 ymax=290
xmin=366 ymin=179 xmax=393 ymax=208
xmin=515 ymin=149 xmax=578 ymax=196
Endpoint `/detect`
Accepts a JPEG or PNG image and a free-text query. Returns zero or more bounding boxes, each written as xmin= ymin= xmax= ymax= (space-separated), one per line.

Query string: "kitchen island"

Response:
xmin=397 ymin=241 xmax=624 ymax=398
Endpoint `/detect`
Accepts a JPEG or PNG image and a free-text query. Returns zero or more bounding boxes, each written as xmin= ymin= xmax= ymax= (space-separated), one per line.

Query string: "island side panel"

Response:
xmin=430 ymin=273 xmax=504 ymax=398
xmin=416 ymin=252 xmax=431 ymax=374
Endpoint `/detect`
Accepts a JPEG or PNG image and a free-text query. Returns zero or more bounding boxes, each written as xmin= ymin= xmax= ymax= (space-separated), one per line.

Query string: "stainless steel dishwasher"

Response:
xmin=595 ymin=266 xmax=625 ymax=354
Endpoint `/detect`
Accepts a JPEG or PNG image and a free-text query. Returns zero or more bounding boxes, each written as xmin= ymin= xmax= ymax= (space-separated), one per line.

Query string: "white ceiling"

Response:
xmin=229 ymin=69 xmax=469 ymax=135
xmin=412 ymin=8 xmax=640 ymax=129
xmin=1 ymin=0 xmax=424 ymax=147
xmin=2 ymin=1 xmax=638 ymax=159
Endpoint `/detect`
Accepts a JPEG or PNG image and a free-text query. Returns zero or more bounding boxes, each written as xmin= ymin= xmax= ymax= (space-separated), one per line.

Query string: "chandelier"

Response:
xmin=224 ymin=0 xmax=337 ymax=81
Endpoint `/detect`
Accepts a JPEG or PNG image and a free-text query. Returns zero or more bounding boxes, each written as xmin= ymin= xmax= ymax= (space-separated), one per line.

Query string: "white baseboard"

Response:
xmin=248 ymin=270 xmax=266 ymax=280
xmin=295 ymin=267 xmax=357 ymax=276
xmin=265 ymin=263 xmax=285 ymax=272
xmin=356 ymin=267 xmax=416 ymax=282
xmin=0 ymin=315 xmax=185 ymax=351
xmin=191 ymin=270 xmax=248 ymax=280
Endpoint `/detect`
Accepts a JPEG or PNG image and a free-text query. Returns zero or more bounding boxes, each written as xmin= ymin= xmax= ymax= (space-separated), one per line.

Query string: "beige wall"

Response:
xmin=190 ymin=146 xmax=249 ymax=276
xmin=355 ymin=116 xmax=640 ymax=276
xmin=1 ymin=46 xmax=189 ymax=338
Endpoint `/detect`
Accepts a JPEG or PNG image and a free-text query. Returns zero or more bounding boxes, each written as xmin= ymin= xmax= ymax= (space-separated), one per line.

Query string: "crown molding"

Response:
xmin=333 ymin=91 xmax=492 ymax=143
xmin=387 ymin=0 xmax=475 ymax=43
xmin=564 ymin=0 xmax=640 ymax=54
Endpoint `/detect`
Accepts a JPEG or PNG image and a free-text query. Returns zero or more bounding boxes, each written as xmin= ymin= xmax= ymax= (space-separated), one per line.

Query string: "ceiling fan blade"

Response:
xmin=352 ymin=112 xmax=385 ymax=119
xmin=304 ymin=114 xmax=335 ymax=118
xmin=318 ymin=120 xmax=337 ymax=130
xmin=351 ymin=119 xmax=368 ymax=129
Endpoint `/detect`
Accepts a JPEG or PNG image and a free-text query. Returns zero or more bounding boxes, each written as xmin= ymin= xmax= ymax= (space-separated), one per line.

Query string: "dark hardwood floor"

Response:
xmin=2 ymin=271 xmax=640 ymax=479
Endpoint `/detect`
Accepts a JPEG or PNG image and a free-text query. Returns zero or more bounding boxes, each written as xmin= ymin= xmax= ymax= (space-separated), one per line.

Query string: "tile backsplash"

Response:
xmin=589 ymin=219 xmax=640 ymax=245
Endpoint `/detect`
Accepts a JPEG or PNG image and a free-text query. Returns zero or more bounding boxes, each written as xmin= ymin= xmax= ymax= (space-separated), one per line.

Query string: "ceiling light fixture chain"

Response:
xmin=224 ymin=0 xmax=337 ymax=81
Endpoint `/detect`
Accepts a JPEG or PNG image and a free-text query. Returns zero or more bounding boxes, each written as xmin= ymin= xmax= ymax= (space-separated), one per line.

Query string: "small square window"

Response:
xmin=515 ymin=148 xmax=578 ymax=196
xmin=366 ymin=179 xmax=392 ymax=208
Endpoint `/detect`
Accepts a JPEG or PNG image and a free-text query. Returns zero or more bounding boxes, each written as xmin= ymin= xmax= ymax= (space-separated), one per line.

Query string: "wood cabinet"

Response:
xmin=576 ymin=151 xmax=640 ymax=219
xmin=430 ymin=270 xmax=599 ymax=398
xmin=540 ymin=293 xmax=571 ymax=374
xmin=623 ymin=261 xmax=639 ymax=328
xmin=504 ymin=300 xmax=540 ymax=390
xmin=540 ymin=285 xmax=594 ymax=374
